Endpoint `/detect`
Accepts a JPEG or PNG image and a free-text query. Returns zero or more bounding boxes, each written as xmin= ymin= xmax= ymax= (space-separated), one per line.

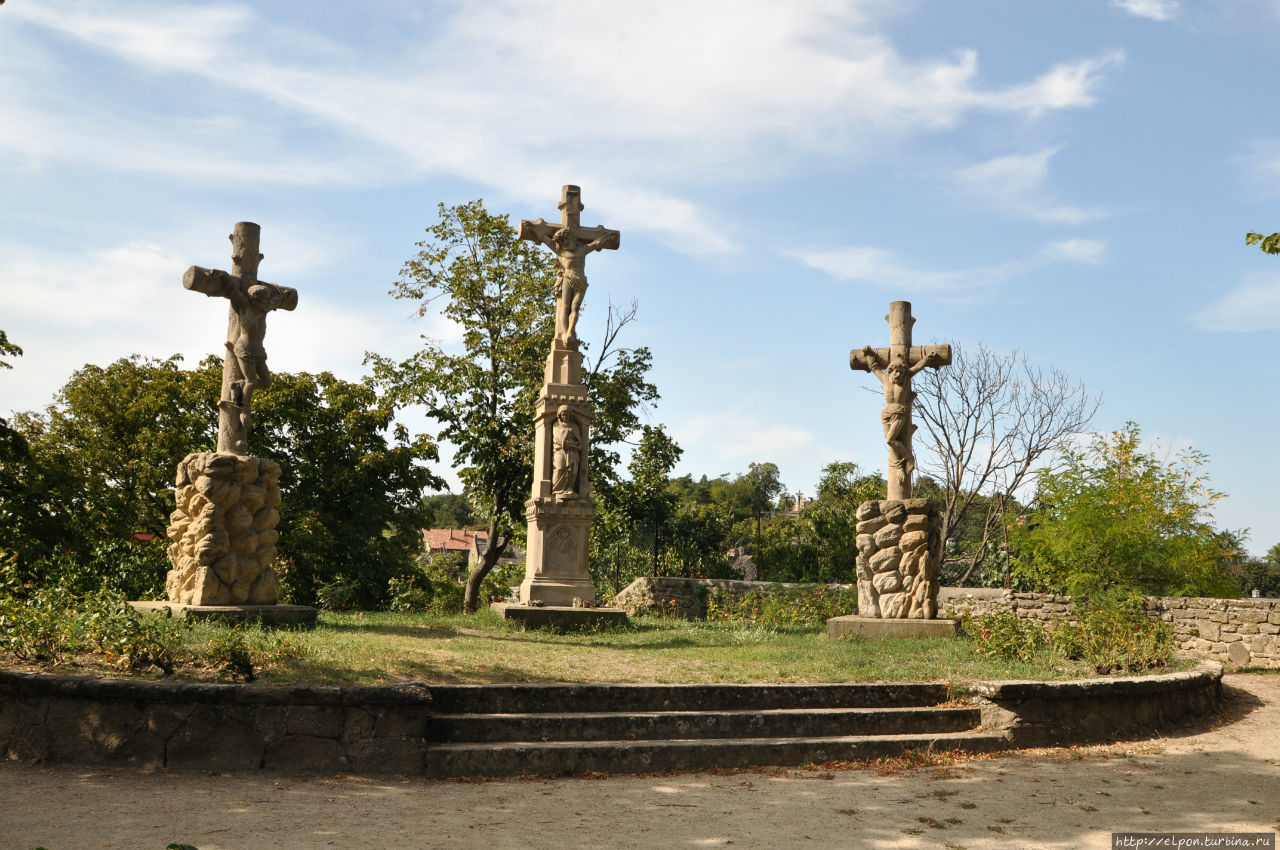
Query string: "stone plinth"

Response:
xmin=165 ymin=452 xmax=282 ymax=606
xmin=855 ymin=498 xmax=943 ymax=619
xmin=130 ymin=601 xmax=317 ymax=626
xmin=519 ymin=345 xmax=598 ymax=607
xmin=490 ymin=602 xmax=628 ymax=630
xmin=827 ymin=615 xmax=959 ymax=639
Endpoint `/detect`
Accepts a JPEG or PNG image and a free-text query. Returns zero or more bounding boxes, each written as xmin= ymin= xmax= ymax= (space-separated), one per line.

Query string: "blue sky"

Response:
xmin=2 ymin=0 xmax=1277 ymax=554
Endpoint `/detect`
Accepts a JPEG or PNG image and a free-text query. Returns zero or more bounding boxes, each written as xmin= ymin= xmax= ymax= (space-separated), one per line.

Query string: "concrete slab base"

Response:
xmin=827 ymin=615 xmax=960 ymax=640
xmin=129 ymin=601 xmax=318 ymax=626
xmin=491 ymin=602 xmax=628 ymax=630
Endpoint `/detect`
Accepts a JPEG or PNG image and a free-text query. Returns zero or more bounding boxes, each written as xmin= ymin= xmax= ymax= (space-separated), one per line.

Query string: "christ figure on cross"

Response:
xmin=519 ymin=185 xmax=620 ymax=351
xmin=850 ymin=301 xmax=951 ymax=500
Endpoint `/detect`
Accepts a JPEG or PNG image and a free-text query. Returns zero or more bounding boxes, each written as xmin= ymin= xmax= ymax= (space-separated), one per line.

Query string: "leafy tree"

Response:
xmin=0 ymin=330 xmax=21 ymax=369
xmin=1010 ymin=423 xmax=1240 ymax=599
xmin=252 ymin=369 xmax=442 ymax=607
xmin=801 ymin=461 xmax=886 ymax=583
xmin=592 ymin=424 xmax=682 ymax=589
xmin=1246 ymin=231 xmax=1280 ymax=255
xmin=371 ymin=200 xmax=656 ymax=611
xmin=2 ymin=355 xmax=439 ymax=606
xmin=422 ymin=493 xmax=477 ymax=529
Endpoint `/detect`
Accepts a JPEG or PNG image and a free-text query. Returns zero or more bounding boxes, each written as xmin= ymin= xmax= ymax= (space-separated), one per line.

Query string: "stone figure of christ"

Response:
xmin=227 ymin=281 xmax=278 ymax=406
xmin=537 ymin=227 xmax=616 ymax=349
xmin=858 ymin=345 xmax=944 ymax=478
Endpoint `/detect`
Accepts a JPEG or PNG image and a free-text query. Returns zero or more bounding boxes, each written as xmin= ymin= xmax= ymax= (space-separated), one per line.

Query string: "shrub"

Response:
xmin=966 ymin=612 xmax=1049 ymax=663
xmin=388 ymin=554 xmax=522 ymax=614
xmin=1050 ymin=591 xmax=1174 ymax=674
xmin=705 ymin=584 xmax=856 ymax=626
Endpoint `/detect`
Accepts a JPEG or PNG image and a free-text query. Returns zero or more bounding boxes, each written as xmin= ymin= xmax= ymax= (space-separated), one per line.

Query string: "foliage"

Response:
xmin=387 ymin=553 xmax=522 ymax=613
xmin=252 ymin=369 xmax=441 ymax=608
xmin=1233 ymin=557 xmax=1280 ymax=599
xmin=1 ymin=354 xmax=219 ymax=565
xmin=422 ymin=493 xmax=476 ymax=529
xmin=0 ymin=329 xmax=21 ymax=368
xmin=1049 ymin=592 xmax=1175 ymax=674
xmin=705 ymin=584 xmax=856 ymax=627
xmin=26 ymin=538 xmax=169 ymax=600
xmin=914 ymin=341 xmax=1098 ymax=587
xmin=1246 ymin=231 xmax=1280 ymax=255
xmin=801 ymin=462 xmax=886 ymax=582
xmin=0 ymin=552 xmax=182 ymax=673
xmin=371 ymin=199 xmax=656 ymax=610
xmin=1010 ymin=423 xmax=1240 ymax=599
xmin=1 ymin=355 xmax=440 ymax=608
xmin=966 ymin=612 xmax=1048 ymax=663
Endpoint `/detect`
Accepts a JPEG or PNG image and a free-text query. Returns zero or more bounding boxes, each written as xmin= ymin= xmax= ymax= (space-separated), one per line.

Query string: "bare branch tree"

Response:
xmin=914 ymin=341 xmax=1100 ymax=586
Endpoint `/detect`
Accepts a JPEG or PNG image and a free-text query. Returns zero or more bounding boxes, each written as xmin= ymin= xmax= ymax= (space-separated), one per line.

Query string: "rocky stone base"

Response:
xmin=165 ymin=452 xmax=282 ymax=606
xmin=855 ymin=498 xmax=943 ymax=619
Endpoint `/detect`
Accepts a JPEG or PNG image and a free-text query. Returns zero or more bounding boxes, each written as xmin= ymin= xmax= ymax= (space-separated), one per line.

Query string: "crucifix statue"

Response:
xmin=183 ymin=222 xmax=297 ymax=454
xmin=850 ymin=301 xmax=951 ymax=500
xmin=518 ymin=185 xmax=620 ymax=351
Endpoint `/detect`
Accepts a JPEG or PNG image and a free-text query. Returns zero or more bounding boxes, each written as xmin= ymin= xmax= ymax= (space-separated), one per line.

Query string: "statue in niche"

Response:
xmin=551 ymin=405 xmax=582 ymax=497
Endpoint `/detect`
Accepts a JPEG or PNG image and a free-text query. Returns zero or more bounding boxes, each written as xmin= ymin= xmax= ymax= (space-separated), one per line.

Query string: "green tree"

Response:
xmin=801 ymin=461 xmax=886 ymax=583
xmin=371 ymin=199 xmax=656 ymax=611
xmin=740 ymin=462 xmax=783 ymax=579
xmin=1010 ymin=423 xmax=1240 ymax=599
xmin=1246 ymin=231 xmax=1280 ymax=255
xmin=422 ymin=493 xmax=476 ymax=529
xmin=2 ymin=355 xmax=439 ymax=605
xmin=592 ymin=424 xmax=682 ymax=588
xmin=252 ymin=369 xmax=442 ymax=607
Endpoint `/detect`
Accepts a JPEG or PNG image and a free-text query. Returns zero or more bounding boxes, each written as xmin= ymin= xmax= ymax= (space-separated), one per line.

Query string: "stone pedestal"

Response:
xmin=519 ymin=345 xmax=599 ymax=607
xmin=164 ymin=451 xmax=283 ymax=606
xmin=854 ymin=498 xmax=944 ymax=619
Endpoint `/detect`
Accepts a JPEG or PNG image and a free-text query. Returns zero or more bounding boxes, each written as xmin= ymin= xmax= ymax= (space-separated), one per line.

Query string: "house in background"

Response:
xmin=422 ymin=529 xmax=524 ymax=572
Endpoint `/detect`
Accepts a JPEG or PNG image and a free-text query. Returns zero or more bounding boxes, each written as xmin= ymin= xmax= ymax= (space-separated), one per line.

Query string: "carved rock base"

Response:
xmin=520 ymin=497 xmax=596 ymax=606
xmin=854 ymin=498 xmax=943 ymax=619
xmin=165 ymin=452 xmax=282 ymax=606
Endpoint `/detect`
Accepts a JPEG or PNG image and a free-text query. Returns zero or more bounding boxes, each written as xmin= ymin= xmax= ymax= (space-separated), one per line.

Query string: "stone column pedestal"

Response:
xmin=854 ymin=498 xmax=944 ymax=619
xmin=164 ymin=452 xmax=283 ymax=606
xmin=518 ymin=345 xmax=599 ymax=607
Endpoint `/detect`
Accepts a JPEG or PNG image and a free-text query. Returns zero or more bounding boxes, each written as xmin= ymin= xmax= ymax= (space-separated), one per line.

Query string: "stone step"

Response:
xmin=429 ymin=705 xmax=982 ymax=743
xmin=425 ymin=682 xmax=950 ymax=714
xmin=423 ymin=731 xmax=1011 ymax=779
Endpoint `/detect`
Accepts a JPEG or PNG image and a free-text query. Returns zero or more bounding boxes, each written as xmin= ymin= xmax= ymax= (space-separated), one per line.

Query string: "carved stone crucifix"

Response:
xmin=518 ymin=185 xmax=620 ymax=352
xmin=850 ymin=301 xmax=951 ymax=500
xmin=183 ymin=222 xmax=297 ymax=455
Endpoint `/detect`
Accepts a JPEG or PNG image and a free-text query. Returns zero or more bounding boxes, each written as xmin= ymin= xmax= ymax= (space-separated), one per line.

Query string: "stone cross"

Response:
xmin=183 ymin=222 xmax=297 ymax=455
xmin=850 ymin=301 xmax=951 ymax=500
xmin=518 ymin=185 xmax=620 ymax=352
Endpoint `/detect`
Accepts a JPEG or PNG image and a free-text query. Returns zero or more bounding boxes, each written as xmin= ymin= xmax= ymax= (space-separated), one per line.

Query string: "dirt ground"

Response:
xmin=1 ymin=673 xmax=1277 ymax=850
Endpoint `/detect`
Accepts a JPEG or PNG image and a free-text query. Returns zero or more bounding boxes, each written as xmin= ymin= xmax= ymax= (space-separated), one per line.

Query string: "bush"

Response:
xmin=388 ymin=554 xmax=522 ymax=614
xmin=705 ymin=584 xmax=856 ymax=626
xmin=25 ymin=538 xmax=169 ymax=600
xmin=0 ymin=551 xmax=182 ymax=672
xmin=966 ymin=612 xmax=1049 ymax=663
xmin=1050 ymin=592 xmax=1174 ymax=674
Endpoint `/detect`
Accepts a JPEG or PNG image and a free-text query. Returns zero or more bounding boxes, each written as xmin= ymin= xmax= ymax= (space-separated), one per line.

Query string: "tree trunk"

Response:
xmin=464 ymin=508 xmax=507 ymax=613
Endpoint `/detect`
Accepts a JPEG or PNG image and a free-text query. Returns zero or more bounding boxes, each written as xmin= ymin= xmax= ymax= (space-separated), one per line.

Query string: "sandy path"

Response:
xmin=2 ymin=673 xmax=1277 ymax=850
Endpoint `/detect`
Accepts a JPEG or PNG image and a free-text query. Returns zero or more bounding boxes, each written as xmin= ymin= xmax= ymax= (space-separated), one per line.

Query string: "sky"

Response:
xmin=1 ymin=0 xmax=1278 ymax=554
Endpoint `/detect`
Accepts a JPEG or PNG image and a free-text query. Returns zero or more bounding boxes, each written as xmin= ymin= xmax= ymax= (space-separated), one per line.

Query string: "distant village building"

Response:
xmin=422 ymin=529 xmax=524 ymax=571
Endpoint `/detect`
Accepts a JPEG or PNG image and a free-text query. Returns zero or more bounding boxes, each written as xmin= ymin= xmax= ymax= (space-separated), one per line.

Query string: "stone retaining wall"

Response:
xmin=0 ymin=670 xmax=432 ymax=774
xmin=617 ymin=578 xmax=1280 ymax=668
xmin=969 ymin=661 xmax=1224 ymax=747
xmin=613 ymin=576 xmax=854 ymax=620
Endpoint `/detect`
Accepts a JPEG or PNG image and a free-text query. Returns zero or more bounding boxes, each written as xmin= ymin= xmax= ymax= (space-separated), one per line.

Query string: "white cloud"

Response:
xmin=1041 ymin=239 xmax=1108 ymax=264
xmin=951 ymin=148 xmax=1111 ymax=224
xmin=1194 ymin=272 xmax=1280 ymax=332
xmin=0 ymin=238 xmax=443 ymax=415
xmin=2 ymin=1 xmax=1125 ymax=257
xmin=1113 ymin=0 xmax=1181 ymax=21
xmin=792 ymin=237 xmax=1108 ymax=295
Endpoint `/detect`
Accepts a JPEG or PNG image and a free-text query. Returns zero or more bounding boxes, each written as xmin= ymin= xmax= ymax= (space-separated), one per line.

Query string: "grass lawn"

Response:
xmin=140 ymin=609 xmax=1194 ymax=687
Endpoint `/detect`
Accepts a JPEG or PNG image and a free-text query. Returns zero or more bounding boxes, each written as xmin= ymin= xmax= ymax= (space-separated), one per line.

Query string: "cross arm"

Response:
xmin=849 ymin=346 xmax=890 ymax=372
xmin=183 ymin=266 xmax=299 ymax=311
xmin=908 ymin=344 xmax=951 ymax=373
xmin=517 ymin=218 xmax=559 ymax=247
xmin=575 ymin=224 xmax=620 ymax=252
